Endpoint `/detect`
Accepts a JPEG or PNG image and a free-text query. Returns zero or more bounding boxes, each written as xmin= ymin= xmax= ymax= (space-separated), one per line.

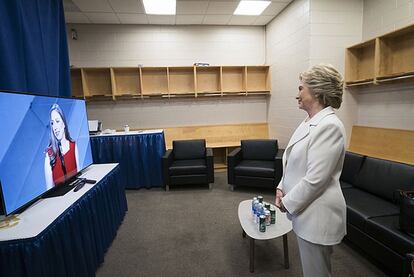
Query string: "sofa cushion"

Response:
xmin=340 ymin=152 xmax=364 ymax=185
xmin=354 ymin=157 xmax=414 ymax=202
xmin=241 ymin=139 xmax=277 ymax=161
xmin=343 ymin=188 xmax=400 ymax=230
xmin=234 ymin=160 xmax=275 ymax=178
xmin=340 ymin=180 xmax=353 ymax=189
xmin=365 ymin=215 xmax=414 ymax=255
xmin=173 ymin=139 xmax=206 ymax=160
xmin=169 ymin=159 xmax=206 ymax=175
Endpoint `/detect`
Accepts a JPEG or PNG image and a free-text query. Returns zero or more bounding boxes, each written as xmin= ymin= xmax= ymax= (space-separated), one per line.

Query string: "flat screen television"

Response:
xmin=0 ymin=91 xmax=93 ymax=216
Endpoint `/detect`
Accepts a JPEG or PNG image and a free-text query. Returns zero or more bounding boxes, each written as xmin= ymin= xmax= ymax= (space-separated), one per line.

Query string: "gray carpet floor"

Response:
xmin=96 ymin=172 xmax=387 ymax=277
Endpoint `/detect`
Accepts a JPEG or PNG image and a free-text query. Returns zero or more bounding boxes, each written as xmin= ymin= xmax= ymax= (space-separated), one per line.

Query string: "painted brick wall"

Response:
xmin=266 ymin=0 xmax=311 ymax=147
xmin=266 ymin=0 xmax=363 ymax=147
xmin=309 ymin=0 xmax=363 ymax=145
xmin=355 ymin=0 xmax=414 ymax=130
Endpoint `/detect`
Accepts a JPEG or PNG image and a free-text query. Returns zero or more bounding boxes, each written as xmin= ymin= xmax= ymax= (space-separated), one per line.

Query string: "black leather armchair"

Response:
xmin=162 ymin=139 xmax=214 ymax=191
xmin=227 ymin=139 xmax=283 ymax=190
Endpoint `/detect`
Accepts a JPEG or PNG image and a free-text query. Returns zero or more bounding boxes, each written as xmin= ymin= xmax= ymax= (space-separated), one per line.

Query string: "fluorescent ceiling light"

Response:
xmin=234 ymin=1 xmax=271 ymax=15
xmin=143 ymin=0 xmax=176 ymax=15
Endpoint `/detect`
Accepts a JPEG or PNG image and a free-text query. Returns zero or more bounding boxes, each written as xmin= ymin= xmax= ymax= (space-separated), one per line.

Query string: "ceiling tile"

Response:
xmin=117 ymin=13 xmax=149 ymax=24
xmin=72 ymin=0 xmax=114 ymax=12
xmin=147 ymin=15 xmax=176 ymax=25
xmin=176 ymin=1 xmax=209 ymax=15
xmin=262 ymin=2 xmax=290 ymax=16
xmin=108 ymin=0 xmax=144 ymax=13
xmin=206 ymin=2 xmax=239 ymax=15
xmin=63 ymin=0 xmax=81 ymax=12
xmin=178 ymin=0 xmax=238 ymax=1
xmin=228 ymin=15 xmax=257 ymax=25
xmin=253 ymin=15 xmax=275 ymax=25
xmin=202 ymin=14 xmax=231 ymax=25
xmin=65 ymin=12 xmax=91 ymax=23
xmin=176 ymin=15 xmax=204 ymax=24
xmin=85 ymin=12 xmax=120 ymax=24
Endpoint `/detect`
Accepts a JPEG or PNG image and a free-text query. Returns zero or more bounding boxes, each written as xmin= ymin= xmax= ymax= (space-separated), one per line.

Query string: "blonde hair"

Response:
xmin=299 ymin=64 xmax=344 ymax=109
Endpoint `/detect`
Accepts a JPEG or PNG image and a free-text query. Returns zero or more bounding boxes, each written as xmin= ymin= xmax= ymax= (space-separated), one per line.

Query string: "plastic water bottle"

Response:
xmin=251 ymin=197 xmax=258 ymax=216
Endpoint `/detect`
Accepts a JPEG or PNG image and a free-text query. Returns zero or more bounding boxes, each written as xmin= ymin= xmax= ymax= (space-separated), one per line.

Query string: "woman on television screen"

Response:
xmin=44 ymin=103 xmax=80 ymax=189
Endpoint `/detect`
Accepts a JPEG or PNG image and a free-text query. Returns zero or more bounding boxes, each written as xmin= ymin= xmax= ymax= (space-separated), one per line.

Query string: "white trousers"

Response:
xmin=296 ymin=236 xmax=333 ymax=277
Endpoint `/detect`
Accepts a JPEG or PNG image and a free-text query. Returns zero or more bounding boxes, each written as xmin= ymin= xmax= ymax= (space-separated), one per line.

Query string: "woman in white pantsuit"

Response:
xmin=275 ymin=64 xmax=347 ymax=277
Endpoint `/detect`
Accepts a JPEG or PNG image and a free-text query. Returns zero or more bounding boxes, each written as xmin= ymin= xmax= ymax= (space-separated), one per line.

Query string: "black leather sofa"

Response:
xmin=162 ymin=139 xmax=214 ymax=191
xmin=227 ymin=139 xmax=283 ymax=190
xmin=340 ymin=152 xmax=414 ymax=276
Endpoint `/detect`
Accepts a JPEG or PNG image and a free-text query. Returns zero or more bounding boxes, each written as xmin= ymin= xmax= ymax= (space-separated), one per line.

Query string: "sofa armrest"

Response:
xmin=162 ymin=149 xmax=174 ymax=186
xmin=227 ymin=147 xmax=242 ymax=184
xmin=206 ymin=148 xmax=214 ymax=183
xmin=274 ymin=149 xmax=284 ymax=185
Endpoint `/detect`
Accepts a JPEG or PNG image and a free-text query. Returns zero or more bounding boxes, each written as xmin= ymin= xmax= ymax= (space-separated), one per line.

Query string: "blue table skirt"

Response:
xmin=91 ymin=132 xmax=166 ymax=189
xmin=0 ymin=165 xmax=127 ymax=277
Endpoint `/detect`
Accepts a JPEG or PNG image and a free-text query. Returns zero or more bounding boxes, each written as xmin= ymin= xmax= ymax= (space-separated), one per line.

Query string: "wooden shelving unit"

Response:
xmin=141 ymin=67 xmax=169 ymax=96
xmin=345 ymin=23 xmax=414 ymax=87
xmin=247 ymin=66 xmax=270 ymax=92
xmin=111 ymin=67 xmax=141 ymax=99
xmin=71 ymin=65 xmax=270 ymax=100
xmin=195 ymin=66 xmax=221 ymax=94
xmin=222 ymin=66 xmax=246 ymax=94
xmin=168 ymin=66 xmax=195 ymax=95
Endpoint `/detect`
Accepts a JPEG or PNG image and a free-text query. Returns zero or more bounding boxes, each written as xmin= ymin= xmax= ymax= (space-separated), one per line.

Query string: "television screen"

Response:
xmin=0 ymin=91 xmax=93 ymax=215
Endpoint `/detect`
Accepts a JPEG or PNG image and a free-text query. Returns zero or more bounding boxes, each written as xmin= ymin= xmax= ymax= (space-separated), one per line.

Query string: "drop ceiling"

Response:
xmin=64 ymin=0 xmax=292 ymax=26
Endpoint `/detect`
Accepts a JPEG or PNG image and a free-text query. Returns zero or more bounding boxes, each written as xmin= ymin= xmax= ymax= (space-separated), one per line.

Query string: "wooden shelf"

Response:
xmin=222 ymin=66 xmax=246 ymax=93
xmin=214 ymin=163 xmax=227 ymax=170
xmin=111 ymin=67 xmax=141 ymax=97
xmin=345 ymin=39 xmax=376 ymax=84
xmin=168 ymin=66 xmax=195 ymax=94
xmin=141 ymin=67 xmax=168 ymax=95
xmin=71 ymin=65 xmax=270 ymax=100
xmin=85 ymin=94 xmax=113 ymax=102
xmin=345 ymin=79 xmax=375 ymax=87
xmin=70 ymin=69 xmax=84 ymax=98
xmin=82 ymin=68 xmax=112 ymax=97
xmin=377 ymin=25 xmax=414 ymax=79
xmin=196 ymin=66 xmax=221 ymax=93
xmin=247 ymin=66 xmax=270 ymax=92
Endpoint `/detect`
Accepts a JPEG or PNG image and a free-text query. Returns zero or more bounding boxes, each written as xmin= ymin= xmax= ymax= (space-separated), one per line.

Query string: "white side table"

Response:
xmin=238 ymin=200 xmax=293 ymax=272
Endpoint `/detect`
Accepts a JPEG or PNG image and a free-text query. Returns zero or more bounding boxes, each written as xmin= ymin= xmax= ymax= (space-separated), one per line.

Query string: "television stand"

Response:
xmin=42 ymin=184 xmax=74 ymax=198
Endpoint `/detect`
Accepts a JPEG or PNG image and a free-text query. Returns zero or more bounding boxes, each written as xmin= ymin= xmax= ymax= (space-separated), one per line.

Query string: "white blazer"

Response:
xmin=278 ymin=106 xmax=347 ymax=245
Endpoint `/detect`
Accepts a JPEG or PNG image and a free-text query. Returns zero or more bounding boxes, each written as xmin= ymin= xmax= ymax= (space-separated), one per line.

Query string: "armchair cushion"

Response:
xmin=173 ymin=139 xmax=206 ymax=160
xmin=241 ymin=139 xmax=278 ymax=161
xmin=234 ymin=160 xmax=275 ymax=178
xmin=169 ymin=159 xmax=206 ymax=175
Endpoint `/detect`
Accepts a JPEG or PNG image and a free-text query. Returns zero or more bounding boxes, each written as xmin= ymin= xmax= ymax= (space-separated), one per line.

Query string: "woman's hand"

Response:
xmin=275 ymin=188 xmax=287 ymax=212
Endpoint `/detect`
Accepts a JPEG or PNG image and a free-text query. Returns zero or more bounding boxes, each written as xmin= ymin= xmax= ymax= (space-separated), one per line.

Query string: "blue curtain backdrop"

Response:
xmin=0 ymin=0 xmax=71 ymax=97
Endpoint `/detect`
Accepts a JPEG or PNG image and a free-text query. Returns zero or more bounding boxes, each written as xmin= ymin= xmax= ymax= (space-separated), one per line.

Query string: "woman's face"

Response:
xmin=50 ymin=110 xmax=65 ymax=141
xmin=296 ymin=81 xmax=318 ymax=112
